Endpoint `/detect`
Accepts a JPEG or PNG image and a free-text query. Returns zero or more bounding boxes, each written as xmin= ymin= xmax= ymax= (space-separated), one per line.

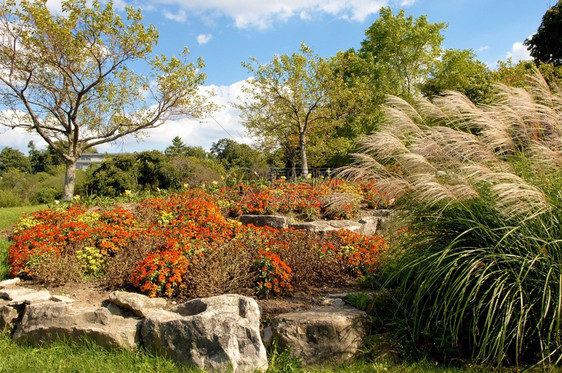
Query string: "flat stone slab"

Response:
xmin=290 ymin=220 xmax=363 ymax=234
xmin=0 ymin=288 xmax=51 ymax=305
xmin=50 ymin=295 xmax=75 ymax=303
xmin=14 ymin=301 xmax=142 ymax=350
xmin=0 ymin=278 xmax=21 ymax=289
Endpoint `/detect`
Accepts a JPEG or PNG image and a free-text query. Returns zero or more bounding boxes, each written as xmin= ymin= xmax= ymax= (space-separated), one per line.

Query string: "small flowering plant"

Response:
xmin=254 ymin=248 xmax=293 ymax=298
xmin=130 ymin=249 xmax=189 ymax=298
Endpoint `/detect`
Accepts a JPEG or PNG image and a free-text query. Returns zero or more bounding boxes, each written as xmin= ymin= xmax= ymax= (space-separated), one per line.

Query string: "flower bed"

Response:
xmin=8 ymin=180 xmax=388 ymax=299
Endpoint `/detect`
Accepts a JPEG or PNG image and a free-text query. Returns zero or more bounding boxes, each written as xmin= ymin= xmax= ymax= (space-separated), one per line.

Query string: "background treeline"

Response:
xmin=0 ymin=137 xmax=270 ymax=206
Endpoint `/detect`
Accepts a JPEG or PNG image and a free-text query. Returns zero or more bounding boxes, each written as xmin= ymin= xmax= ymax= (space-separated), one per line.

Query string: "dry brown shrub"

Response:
xmin=104 ymin=234 xmax=167 ymax=289
xmin=31 ymin=253 xmax=83 ymax=286
xmin=277 ymin=231 xmax=355 ymax=291
xmin=179 ymin=243 xmax=258 ymax=299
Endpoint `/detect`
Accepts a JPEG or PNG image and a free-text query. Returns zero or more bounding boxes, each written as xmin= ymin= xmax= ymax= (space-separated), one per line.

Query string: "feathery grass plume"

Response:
xmin=349 ymin=69 xmax=561 ymax=367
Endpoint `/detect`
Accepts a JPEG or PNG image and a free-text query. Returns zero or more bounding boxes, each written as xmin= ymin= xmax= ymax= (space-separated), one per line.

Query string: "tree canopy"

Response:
xmin=359 ymin=7 xmax=446 ymax=99
xmin=524 ymin=0 xmax=562 ymax=66
xmin=0 ymin=0 xmax=214 ymax=199
xmin=236 ymin=43 xmax=358 ymax=175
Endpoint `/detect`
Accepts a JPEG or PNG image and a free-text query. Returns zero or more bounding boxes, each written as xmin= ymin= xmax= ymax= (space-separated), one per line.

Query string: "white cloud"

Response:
xmin=0 ymin=126 xmax=47 ymax=153
xmin=163 ymin=8 xmax=187 ymax=22
xmin=97 ymin=80 xmax=252 ymax=153
xmin=478 ymin=45 xmax=489 ymax=52
xmin=149 ymin=0 xmax=411 ymax=29
xmin=506 ymin=41 xmax=531 ymax=62
xmin=45 ymin=0 xmax=62 ymax=13
xmin=197 ymin=34 xmax=213 ymax=45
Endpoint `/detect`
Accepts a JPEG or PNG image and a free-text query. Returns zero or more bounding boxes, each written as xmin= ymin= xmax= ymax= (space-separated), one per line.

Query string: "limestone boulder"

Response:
xmin=272 ymin=306 xmax=368 ymax=365
xmin=238 ymin=214 xmax=288 ymax=229
xmin=142 ymin=294 xmax=267 ymax=372
xmin=13 ymin=301 xmax=142 ymax=350
xmin=108 ymin=291 xmax=167 ymax=317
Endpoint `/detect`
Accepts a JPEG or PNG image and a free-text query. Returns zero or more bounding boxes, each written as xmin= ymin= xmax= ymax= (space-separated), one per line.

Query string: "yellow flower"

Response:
xmin=183 ymin=183 xmax=189 ymax=189
xmin=124 ymin=190 xmax=131 ymax=195
xmin=212 ymin=180 xmax=218 ymax=185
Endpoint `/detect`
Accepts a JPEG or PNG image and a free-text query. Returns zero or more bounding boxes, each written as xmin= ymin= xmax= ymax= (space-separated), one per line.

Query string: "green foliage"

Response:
xmin=524 ymin=0 xmax=562 ymax=66
xmin=0 ymin=147 xmax=31 ymax=175
xmin=169 ymin=155 xmax=224 ymax=187
xmin=136 ymin=150 xmax=180 ymax=191
xmin=267 ymin=339 xmax=302 ymax=372
xmin=87 ymin=154 xmax=138 ymax=197
xmin=237 ymin=44 xmax=359 ymax=174
xmin=421 ymin=49 xmax=494 ymax=104
xmin=210 ymin=138 xmax=268 ymax=172
xmin=359 ymin=7 xmax=446 ymax=100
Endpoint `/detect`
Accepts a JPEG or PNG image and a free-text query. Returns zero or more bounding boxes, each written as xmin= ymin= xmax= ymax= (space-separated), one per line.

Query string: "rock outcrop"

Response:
xmin=13 ymin=301 xmax=142 ymax=350
xmin=272 ymin=306 xmax=368 ymax=365
xmin=142 ymin=294 xmax=268 ymax=372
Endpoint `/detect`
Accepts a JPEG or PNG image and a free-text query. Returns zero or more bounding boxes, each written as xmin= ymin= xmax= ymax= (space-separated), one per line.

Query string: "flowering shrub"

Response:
xmin=130 ymin=249 xmax=189 ymax=298
xmin=8 ymin=205 xmax=140 ymax=277
xmin=254 ymin=249 xmax=293 ymax=297
xmin=8 ymin=179 xmax=389 ymax=299
xmin=215 ymin=179 xmax=388 ymax=220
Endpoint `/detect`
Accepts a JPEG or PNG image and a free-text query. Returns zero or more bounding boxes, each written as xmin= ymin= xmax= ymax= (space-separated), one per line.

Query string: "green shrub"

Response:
xmin=0 ymin=189 xmax=22 ymax=207
xmin=349 ymin=70 xmax=561 ymax=367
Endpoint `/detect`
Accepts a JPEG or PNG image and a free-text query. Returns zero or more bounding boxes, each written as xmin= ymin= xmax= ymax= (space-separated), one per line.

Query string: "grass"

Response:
xmin=0 ymin=331 xmax=505 ymax=373
xmin=0 ymin=205 xmax=47 ymax=280
xmin=0 ymin=333 xmax=202 ymax=373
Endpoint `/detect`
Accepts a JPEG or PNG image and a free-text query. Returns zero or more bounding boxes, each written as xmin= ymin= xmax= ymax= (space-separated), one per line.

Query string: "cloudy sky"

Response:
xmin=0 ymin=0 xmax=552 ymax=154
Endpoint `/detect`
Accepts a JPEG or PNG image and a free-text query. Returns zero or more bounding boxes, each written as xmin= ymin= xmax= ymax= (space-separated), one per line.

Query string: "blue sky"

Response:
xmin=0 ymin=0 xmax=553 ymax=154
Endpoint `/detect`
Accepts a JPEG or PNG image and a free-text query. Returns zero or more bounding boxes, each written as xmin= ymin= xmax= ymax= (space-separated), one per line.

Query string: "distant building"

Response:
xmin=76 ymin=153 xmax=109 ymax=170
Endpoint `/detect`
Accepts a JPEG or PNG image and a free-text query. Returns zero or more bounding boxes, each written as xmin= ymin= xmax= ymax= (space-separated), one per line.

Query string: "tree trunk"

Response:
xmin=299 ymin=133 xmax=308 ymax=177
xmin=62 ymin=159 xmax=77 ymax=201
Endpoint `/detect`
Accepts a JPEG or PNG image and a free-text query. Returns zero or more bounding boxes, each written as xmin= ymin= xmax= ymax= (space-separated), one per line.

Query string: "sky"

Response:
xmin=0 ymin=0 xmax=555 ymax=155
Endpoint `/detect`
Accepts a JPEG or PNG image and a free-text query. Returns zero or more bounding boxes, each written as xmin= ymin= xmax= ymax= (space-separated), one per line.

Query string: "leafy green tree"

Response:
xmin=164 ymin=136 xmax=189 ymax=157
xmin=0 ymin=147 xmax=31 ymax=175
xmin=492 ymin=58 xmax=562 ymax=89
xmin=236 ymin=43 xmax=357 ymax=175
xmin=165 ymin=136 xmax=213 ymax=160
xmin=421 ymin=49 xmax=493 ymax=103
xmin=87 ymin=154 xmax=138 ymax=197
xmin=210 ymin=138 xmax=267 ymax=172
xmin=524 ymin=0 xmax=562 ymax=66
xmin=0 ymin=0 xmax=214 ymax=200
xmin=136 ymin=150 xmax=180 ymax=191
xmin=359 ymin=7 xmax=446 ymax=100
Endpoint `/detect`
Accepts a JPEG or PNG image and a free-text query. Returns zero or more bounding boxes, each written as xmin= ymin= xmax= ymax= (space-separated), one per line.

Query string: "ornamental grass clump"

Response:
xmin=346 ymin=69 xmax=561 ymax=367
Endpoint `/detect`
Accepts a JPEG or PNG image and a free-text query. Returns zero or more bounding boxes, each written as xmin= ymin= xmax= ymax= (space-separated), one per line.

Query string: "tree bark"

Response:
xmin=299 ymin=133 xmax=308 ymax=177
xmin=62 ymin=160 xmax=77 ymax=201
